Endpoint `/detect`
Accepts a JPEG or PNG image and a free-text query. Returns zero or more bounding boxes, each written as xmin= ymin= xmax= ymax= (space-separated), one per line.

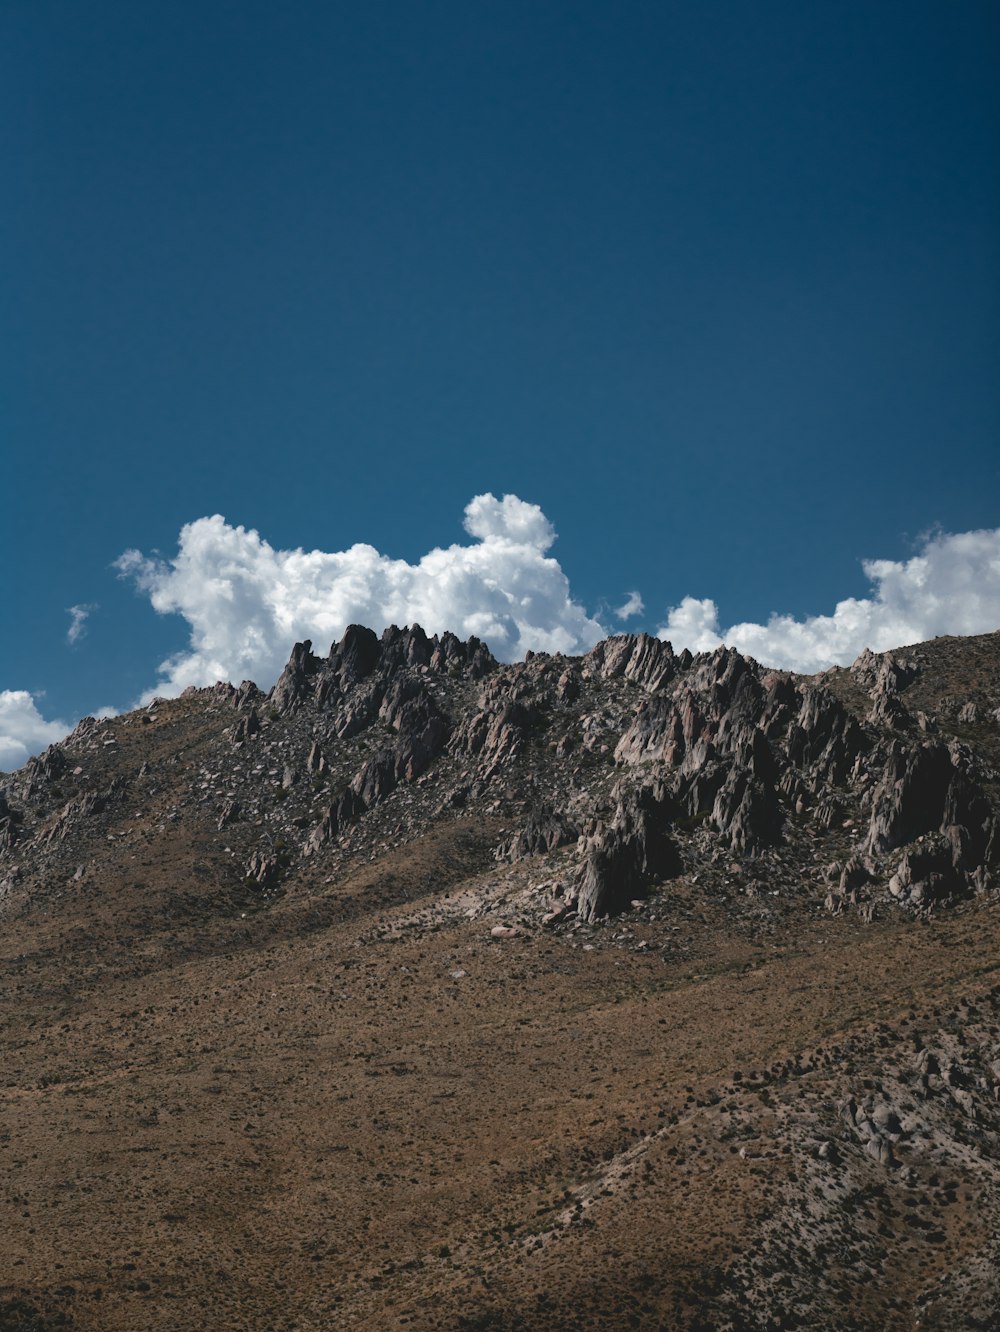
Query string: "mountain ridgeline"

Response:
xmin=13 ymin=621 xmax=993 ymax=925
xmin=2 ymin=624 xmax=999 ymax=971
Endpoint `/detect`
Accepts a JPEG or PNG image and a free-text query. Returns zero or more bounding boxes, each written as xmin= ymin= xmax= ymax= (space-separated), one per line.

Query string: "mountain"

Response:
xmin=2 ymin=624 xmax=1000 ymax=1330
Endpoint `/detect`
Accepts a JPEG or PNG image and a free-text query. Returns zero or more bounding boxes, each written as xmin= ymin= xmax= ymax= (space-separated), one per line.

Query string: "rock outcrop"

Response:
xmin=270 ymin=625 xmax=497 ymax=721
xmin=586 ymin=633 xmax=676 ymax=692
xmin=495 ymin=805 xmax=579 ymax=862
xmin=573 ymin=782 xmax=681 ymax=921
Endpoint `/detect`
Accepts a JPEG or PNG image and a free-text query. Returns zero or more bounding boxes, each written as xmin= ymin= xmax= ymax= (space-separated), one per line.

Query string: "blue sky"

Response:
xmin=3 ymin=1 xmax=999 ymax=766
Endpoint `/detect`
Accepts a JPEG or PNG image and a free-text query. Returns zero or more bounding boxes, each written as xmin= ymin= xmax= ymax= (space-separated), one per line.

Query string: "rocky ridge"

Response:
xmin=4 ymin=625 xmax=995 ymax=937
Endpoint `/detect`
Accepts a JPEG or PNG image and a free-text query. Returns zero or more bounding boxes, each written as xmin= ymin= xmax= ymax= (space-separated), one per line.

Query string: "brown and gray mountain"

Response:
xmin=2 ymin=624 xmax=1000 ymax=1330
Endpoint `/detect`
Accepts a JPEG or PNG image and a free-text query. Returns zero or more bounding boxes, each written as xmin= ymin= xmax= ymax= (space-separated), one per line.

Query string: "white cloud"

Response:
xmin=66 ymin=603 xmax=96 ymax=645
xmin=462 ymin=493 xmax=555 ymax=550
xmin=0 ymin=691 xmax=69 ymax=773
xmin=614 ymin=590 xmax=645 ymax=621
xmin=116 ymin=493 xmax=608 ymax=698
xmin=658 ymin=526 xmax=1000 ymax=674
xmin=659 ymin=596 xmax=724 ymax=654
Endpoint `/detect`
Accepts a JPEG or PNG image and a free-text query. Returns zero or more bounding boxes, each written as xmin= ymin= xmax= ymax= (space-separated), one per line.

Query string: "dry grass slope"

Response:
xmin=1 ymin=627 xmax=999 ymax=1329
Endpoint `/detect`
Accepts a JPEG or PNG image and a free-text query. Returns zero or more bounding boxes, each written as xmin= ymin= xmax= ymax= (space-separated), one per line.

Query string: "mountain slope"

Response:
xmin=1 ymin=626 xmax=999 ymax=1330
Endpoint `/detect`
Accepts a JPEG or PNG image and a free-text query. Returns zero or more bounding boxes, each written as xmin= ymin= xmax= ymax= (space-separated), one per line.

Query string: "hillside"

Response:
xmin=2 ymin=625 xmax=1000 ymax=1330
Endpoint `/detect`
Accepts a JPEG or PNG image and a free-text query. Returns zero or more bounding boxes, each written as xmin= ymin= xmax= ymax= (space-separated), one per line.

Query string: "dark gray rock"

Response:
xmin=574 ymin=783 xmax=681 ymax=921
xmin=232 ymin=709 xmax=261 ymax=746
xmin=329 ymin=623 xmax=381 ymax=689
xmin=495 ymin=806 xmax=579 ymax=862
xmin=450 ymin=683 xmax=540 ymax=777
xmin=887 ymin=836 xmax=963 ymax=905
xmin=245 ymin=850 xmax=281 ymax=889
xmin=270 ymin=641 xmax=321 ymax=715
xmin=866 ymin=741 xmax=959 ymax=855
xmin=711 ymin=766 xmax=782 ymax=854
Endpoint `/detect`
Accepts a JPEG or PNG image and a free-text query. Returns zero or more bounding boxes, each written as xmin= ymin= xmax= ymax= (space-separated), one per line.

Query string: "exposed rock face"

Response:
xmin=0 ymin=793 xmax=23 ymax=852
xmin=450 ymin=695 xmax=538 ymax=776
xmin=234 ymin=680 xmax=262 ymax=712
xmin=245 ymin=849 xmax=282 ymax=889
xmin=607 ymin=637 xmax=999 ymax=904
xmin=866 ymin=741 xmax=953 ymax=853
xmin=710 ymin=765 xmax=782 ymax=854
xmin=330 ymin=623 xmax=382 ymax=689
xmin=232 ymin=708 xmax=260 ymax=745
xmin=495 ymin=806 xmax=579 ymax=862
xmin=25 ymin=745 xmax=67 ymax=785
xmin=304 ymin=787 xmax=362 ymax=856
xmin=217 ymin=798 xmax=241 ymax=830
xmin=301 ymin=668 xmax=454 ymax=853
xmin=449 ymin=667 xmax=545 ymax=780
xmin=271 ymin=625 xmax=497 ymax=722
xmin=851 ymin=647 xmax=918 ymax=696
xmin=887 ymin=836 xmax=962 ymax=906
xmin=864 ymin=738 xmax=994 ymax=874
xmin=785 ymin=686 xmax=866 ymax=785
xmin=22 ymin=775 xmax=129 ymax=849
xmin=573 ymin=783 xmax=681 ymax=921
xmin=616 ymin=652 xmax=800 ymax=855
xmin=270 ymin=640 xmax=321 ymax=715
xmin=586 ymin=633 xmax=676 ymax=692
xmin=614 ymin=693 xmax=690 ymax=767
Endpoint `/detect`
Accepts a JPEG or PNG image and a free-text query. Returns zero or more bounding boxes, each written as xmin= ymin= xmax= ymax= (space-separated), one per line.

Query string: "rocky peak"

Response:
xmin=269 ymin=638 xmax=322 ymax=714
xmin=269 ymin=624 xmax=498 ymax=721
xmin=329 ymin=623 xmax=381 ymax=688
xmin=586 ymin=632 xmax=676 ymax=692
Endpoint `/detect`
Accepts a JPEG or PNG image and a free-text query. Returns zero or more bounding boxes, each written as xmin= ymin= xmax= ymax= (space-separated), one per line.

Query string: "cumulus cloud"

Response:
xmin=462 ymin=493 xmax=556 ymax=550
xmin=66 ymin=603 xmax=96 ymax=645
xmin=115 ymin=493 xmax=607 ymax=698
xmin=658 ymin=527 xmax=1000 ymax=674
xmin=614 ymin=591 xmax=645 ymax=621
xmin=0 ymin=691 xmax=69 ymax=773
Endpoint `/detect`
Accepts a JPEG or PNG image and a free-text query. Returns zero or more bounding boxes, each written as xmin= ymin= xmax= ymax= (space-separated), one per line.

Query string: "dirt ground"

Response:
xmin=3 ymin=811 xmax=1000 ymax=1330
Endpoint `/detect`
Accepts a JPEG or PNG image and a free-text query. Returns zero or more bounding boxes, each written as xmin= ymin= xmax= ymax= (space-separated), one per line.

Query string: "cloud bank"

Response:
xmin=0 ymin=692 xmax=70 ymax=773
xmin=658 ymin=526 xmax=1000 ymax=673
xmin=115 ymin=493 xmax=608 ymax=698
